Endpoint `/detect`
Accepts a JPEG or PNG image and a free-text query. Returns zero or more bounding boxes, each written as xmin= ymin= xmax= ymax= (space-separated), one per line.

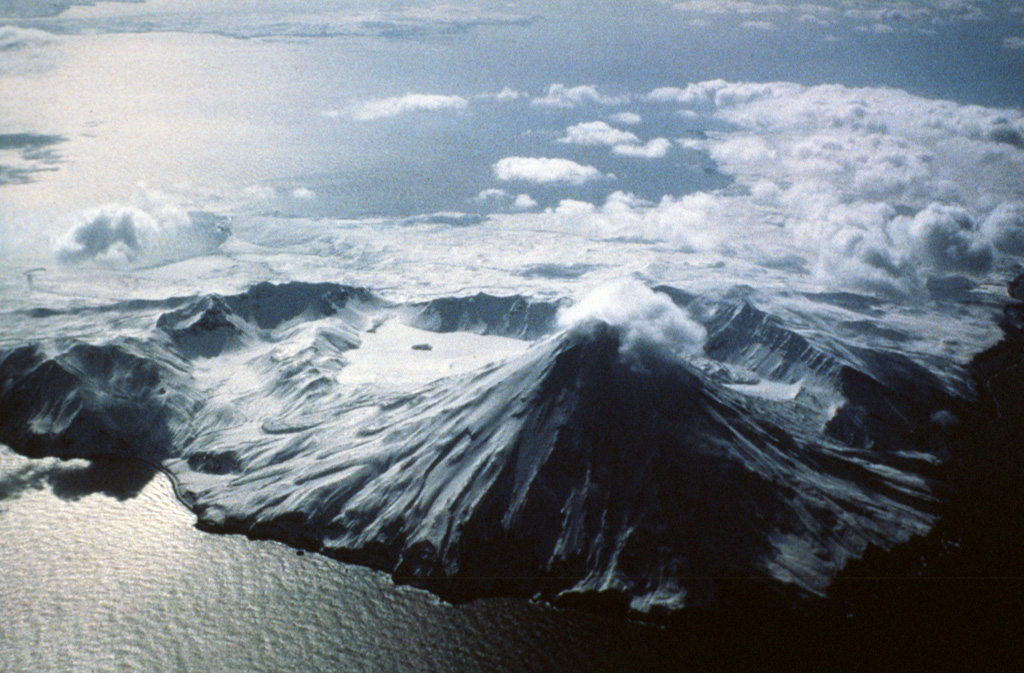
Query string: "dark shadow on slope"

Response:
xmin=836 ymin=318 xmax=912 ymax=343
xmin=0 ymin=341 xmax=194 ymax=465
xmin=927 ymin=275 xmax=977 ymax=303
xmin=800 ymin=291 xmax=888 ymax=316
xmin=517 ymin=263 xmax=598 ymax=280
xmin=156 ymin=282 xmax=375 ymax=357
xmin=218 ymin=282 xmax=376 ymax=330
xmin=658 ymin=285 xmax=959 ymax=458
xmin=643 ymin=274 xmax=1024 ymax=672
xmin=405 ymin=292 xmax=562 ymax=340
xmin=21 ymin=296 xmax=193 ymax=319
xmin=448 ymin=324 xmax=787 ymax=606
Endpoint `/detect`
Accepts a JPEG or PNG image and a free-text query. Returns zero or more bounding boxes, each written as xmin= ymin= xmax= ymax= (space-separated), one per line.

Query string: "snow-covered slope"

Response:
xmin=0 ymin=280 xmax=958 ymax=612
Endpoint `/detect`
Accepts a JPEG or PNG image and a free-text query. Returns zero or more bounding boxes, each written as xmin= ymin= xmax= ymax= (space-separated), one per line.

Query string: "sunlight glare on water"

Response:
xmin=0 ymin=446 xmax=692 ymax=673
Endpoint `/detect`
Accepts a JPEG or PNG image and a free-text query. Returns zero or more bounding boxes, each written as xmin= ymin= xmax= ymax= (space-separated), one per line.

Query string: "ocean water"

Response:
xmin=0 ymin=445 xmax=695 ymax=672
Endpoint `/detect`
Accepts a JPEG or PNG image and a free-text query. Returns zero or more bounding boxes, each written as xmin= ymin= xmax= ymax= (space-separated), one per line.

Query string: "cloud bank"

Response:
xmin=530 ymin=80 xmax=1024 ymax=298
xmin=666 ymin=0 xmax=995 ymax=33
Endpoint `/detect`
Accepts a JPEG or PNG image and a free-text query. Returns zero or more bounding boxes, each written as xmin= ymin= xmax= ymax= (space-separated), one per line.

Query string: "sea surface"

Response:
xmin=0 ymin=445 xmax=696 ymax=673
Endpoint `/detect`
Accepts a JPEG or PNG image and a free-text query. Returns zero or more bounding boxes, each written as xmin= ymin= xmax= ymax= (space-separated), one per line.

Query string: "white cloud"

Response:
xmin=647 ymin=87 xmax=687 ymax=103
xmin=891 ymin=204 xmax=993 ymax=275
xmin=742 ymin=20 xmax=776 ymax=30
xmin=291 ymin=187 xmax=315 ymax=200
xmin=538 ymin=190 xmax=730 ymax=252
xmin=612 ymin=138 xmax=673 ymax=159
xmin=473 ymin=188 xmax=538 ymax=210
xmin=671 ymin=1 xmax=788 ymax=15
xmin=53 ymin=190 xmax=229 ymax=267
xmin=474 ymin=187 xmax=509 ymax=202
xmin=559 ymin=279 xmax=706 ymax=359
xmin=1003 ymin=36 xmax=1024 ymax=51
xmin=709 ymin=135 xmax=777 ymax=165
xmin=559 ymin=121 xmax=672 ymax=159
xmin=513 ymin=193 xmax=539 ymax=210
xmin=609 ymin=112 xmax=642 ymax=126
xmin=243 ymin=185 xmax=277 ymax=200
xmin=493 ymin=157 xmax=608 ymax=185
xmin=676 ymin=137 xmax=706 ymax=151
xmin=346 ymin=94 xmax=468 ymax=121
xmin=812 ymin=202 xmax=996 ymax=298
xmin=647 ymin=82 xmax=727 ymax=106
xmin=327 ymin=86 xmax=565 ymax=120
xmin=540 ymin=80 xmax=1024 ymax=297
xmin=856 ymin=22 xmax=896 ymax=34
xmin=980 ymin=202 xmax=1024 ymax=255
xmin=532 ymin=83 xmax=629 ymax=109
xmin=560 ymin=121 xmax=640 ymax=146
xmin=476 ymin=87 xmax=524 ymax=102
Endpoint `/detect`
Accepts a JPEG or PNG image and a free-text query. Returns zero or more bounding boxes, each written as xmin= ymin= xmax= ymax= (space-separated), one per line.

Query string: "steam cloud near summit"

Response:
xmin=559 ymin=279 xmax=706 ymax=359
xmin=53 ymin=192 xmax=229 ymax=266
